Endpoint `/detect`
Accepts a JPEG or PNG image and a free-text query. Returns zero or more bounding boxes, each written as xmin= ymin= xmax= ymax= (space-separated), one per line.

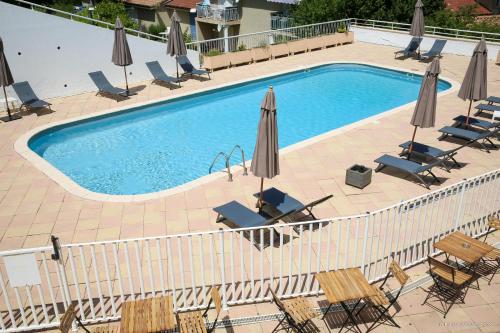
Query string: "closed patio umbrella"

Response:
xmin=251 ymin=86 xmax=279 ymax=208
xmin=410 ymin=0 xmax=425 ymax=57
xmin=408 ymin=58 xmax=441 ymax=155
xmin=457 ymin=37 xmax=487 ymax=125
xmin=0 ymin=37 xmax=18 ymax=121
xmin=167 ymin=11 xmax=187 ymax=81
xmin=112 ymin=17 xmax=133 ymax=95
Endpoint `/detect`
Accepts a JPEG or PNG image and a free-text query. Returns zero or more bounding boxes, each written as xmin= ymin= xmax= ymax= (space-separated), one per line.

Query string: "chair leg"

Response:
xmin=366 ymin=305 xmax=399 ymax=332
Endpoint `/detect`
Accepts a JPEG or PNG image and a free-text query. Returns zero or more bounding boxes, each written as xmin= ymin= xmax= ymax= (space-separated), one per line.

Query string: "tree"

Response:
xmin=93 ymin=0 xmax=139 ymax=30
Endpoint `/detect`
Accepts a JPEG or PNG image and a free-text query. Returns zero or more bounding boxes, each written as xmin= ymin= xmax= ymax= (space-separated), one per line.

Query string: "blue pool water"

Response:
xmin=29 ymin=64 xmax=451 ymax=195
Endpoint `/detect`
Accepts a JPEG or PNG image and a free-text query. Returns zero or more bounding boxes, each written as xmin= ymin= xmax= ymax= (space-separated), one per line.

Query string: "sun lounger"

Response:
xmin=452 ymin=115 xmax=500 ymax=130
xmin=145 ymin=61 xmax=180 ymax=88
xmin=399 ymin=141 xmax=462 ymax=170
xmin=178 ymin=55 xmax=210 ymax=79
xmin=394 ymin=37 xmax=422 ymax=59
xmin=253 ymin=187 xmax=333 ymax=221
xmin=374 ymin=154 xmax=444 ymax=189
xmin=474 ymin=103 xmax=500 ymax=116
xmin=420 ymin=39 xmax=447 ymax=60
xmin=438 ymin=126 xmax=498 ymax=153
xmin=486 ymin=96 xmax=500 ymax=105
xmin=213 ymin=200 xmax=295 ymax=229
xmin=88 ymin=71 xmax=128 ymax=99
xmin=12 ymin=81 xmax=52 ymax=111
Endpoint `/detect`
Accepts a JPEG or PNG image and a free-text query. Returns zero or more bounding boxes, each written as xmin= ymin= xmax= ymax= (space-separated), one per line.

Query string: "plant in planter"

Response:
xmin=337 ymin=22 xmax=347 ymax=33
xmin=205 ymin=49 xmax=223 ymax=57
xmin=237 ymin=43 xmax=247 ymax=51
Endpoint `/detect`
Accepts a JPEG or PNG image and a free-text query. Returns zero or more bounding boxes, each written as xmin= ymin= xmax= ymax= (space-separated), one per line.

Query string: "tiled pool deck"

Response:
xmin=0 ymin=42 xmax=499 ymax=249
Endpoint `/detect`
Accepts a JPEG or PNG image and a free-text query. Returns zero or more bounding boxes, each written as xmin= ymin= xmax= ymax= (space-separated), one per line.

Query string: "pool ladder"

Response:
xmin=209 ymin=145 xmax=248 ymax=182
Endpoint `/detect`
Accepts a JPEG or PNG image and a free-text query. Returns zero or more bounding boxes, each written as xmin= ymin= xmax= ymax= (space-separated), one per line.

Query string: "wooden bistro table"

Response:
xmin=434 ymin=231 xmax=495 ymax=272
xmin=316 ymin=268 xmax=378 ymax=333
xmin=120 ymin=296 xmax=176 ymax=333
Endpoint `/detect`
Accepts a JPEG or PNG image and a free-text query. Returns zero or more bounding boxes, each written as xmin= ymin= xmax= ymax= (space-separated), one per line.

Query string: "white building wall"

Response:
xmin=0 ymin=1 xmax=199 ymax=99
xmin=352 ymin=26 xmax=500 ymax=61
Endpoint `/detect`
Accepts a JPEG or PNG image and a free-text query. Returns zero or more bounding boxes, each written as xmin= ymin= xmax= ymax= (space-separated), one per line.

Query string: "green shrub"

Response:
xmin=337 ymin=22 xmax=346 ymax=33
xmin=237 ymin=43 xmax=247 ymax=51
xmin=148 ymin=22 xmax=166 ymax=36
xmin=94 ymin=0 xmax=139 ymax=30
xmin=183 ymin=28 xmax=193 ymax=43
xmin=206 ymin=49 xmax=223 ymax=56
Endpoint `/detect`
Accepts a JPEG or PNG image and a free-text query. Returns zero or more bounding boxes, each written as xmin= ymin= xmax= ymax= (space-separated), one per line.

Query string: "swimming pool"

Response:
xmin=27 ymin=63 xmax=452 ymax=196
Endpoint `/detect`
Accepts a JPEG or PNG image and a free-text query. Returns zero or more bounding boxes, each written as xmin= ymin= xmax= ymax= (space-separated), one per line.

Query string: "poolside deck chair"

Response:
xmin=178 ymin=55 xmax=210 ymax=79
xmin=374 ymin=154 xmax=444 ymax=189
xmin=399 ymin=141 xmax=462 ymax=170
xmin=422 ymin=256 xmax=474 ymax=318
xmin=474 ymin=103 xmax=500 ymax=116
xmin=420 ymin=39 xmax=447 ymax=61
xmin=253 ymin=187 xmax=333 ymax=221
xmin=356 ymin=260 xmax=410 ymax=332
xmin=60 ymin=303 xmax=117 ymax=333
xmin=452 ymin=115 xmax=500 ymax=130
xmin=438 ymin=126 xmax=498 ymax=153
xmin=394 ymin=37 xmax=421 ymax=59
xmin=270 ymin=289 xmax=318 ymax=333
xmin=177 ymin=288 xmax=222 ymax=333
xmin=213 ymin=200 xmax=295 ymax=229
xmin=486 ymin=96 xmax=500 ymax=105
xmin=12 ymin=81 xmax=52 ymax=111
xmin=88 ymin=71 xmax=128 ymax=99
xmin=145 ymin=61 xmax=180 ymax=88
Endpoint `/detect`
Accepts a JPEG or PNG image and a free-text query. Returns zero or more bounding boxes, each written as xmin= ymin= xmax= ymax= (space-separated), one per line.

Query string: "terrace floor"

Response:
xmin=0 ymin=41 xmax=499 ymax=249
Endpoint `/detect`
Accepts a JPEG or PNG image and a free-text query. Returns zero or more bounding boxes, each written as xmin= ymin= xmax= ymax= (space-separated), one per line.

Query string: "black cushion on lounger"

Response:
xmin=12 ymin=81 xmax=52 ymax=110
xmin=438 ymin=126 xmax=498 ymax=153
xmin=145 ymin=61 xmax=179 ymax=87
xmin=486 ymin=96 xmax=500 ymax=104
xmin=421 ymin=39 xmax=447 ymax=60
xmin=88 ymin=71 xmax=127 ymax=97
xmin=178 ymin=56 xmax=210 ymax=78
xmin=475 ymin=104 xmax=500 ymax=112
xmin=394 ymin=37 xmax=421 ymax=58
xmin=453 ymin=115 xmax=500 ymax=130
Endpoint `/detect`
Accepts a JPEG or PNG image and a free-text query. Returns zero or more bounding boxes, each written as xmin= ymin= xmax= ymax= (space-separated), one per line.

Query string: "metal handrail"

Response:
xmin=6 ymin=0 xmax=167 ymax=42
xmin=209 ymin=151 xmax=233 ymax=181
xmin=226 ymin=145 xmax=248 ymax=176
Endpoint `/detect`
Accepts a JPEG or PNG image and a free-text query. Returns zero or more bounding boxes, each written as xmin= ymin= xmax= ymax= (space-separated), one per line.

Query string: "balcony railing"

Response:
xmin=271 ymin=15 xmax=295 ymax=30
xmin=196 ymin=4 xmax=239 ymax=23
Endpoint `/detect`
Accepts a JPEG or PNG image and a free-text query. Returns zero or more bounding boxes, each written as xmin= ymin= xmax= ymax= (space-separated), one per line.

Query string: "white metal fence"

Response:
xmin=0 ymin=169 xmax=499 ymax=332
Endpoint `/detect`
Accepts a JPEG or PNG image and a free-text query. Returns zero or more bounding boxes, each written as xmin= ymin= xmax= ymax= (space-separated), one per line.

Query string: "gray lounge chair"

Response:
xmin=374 ymin=154 xmax=444 ymax=189
xmin=486 ymin=96 xmax=500 ymax=105
xmin=420 ymin=39 xmax=447 ymax=60
xmin=214 ymin=200 xmax=295 ymax=229
xmin=474 ymin=103 xmax=500 ymax=116
xmin=394 ymin=37 xmax=422 ymax=59
xmin=253 ymin=187 xmax=333 ymax=221
xmin=399 ymin=141 xmax=462 ymax=170
xmin=179 ymin=55 xmax=210 ymax=79
xmin=88 ymin=71 xmax=128 ymax=99
xmin=145 ymin=61 xmax=180 ymax=88
xmin=12 ymin=81 xmax=52 ymax=111
xmin=452 ymin=115 xmax=500 ymax=130
xmin=438 ymin=126 xmax=498 ymax=153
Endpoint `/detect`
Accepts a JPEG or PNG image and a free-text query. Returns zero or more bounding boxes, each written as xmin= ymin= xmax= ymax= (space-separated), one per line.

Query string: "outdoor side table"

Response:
xmin=120 ymin=295 xmax=176 ymax=333
xmin=434 ymin=231 xmax=494 ymax=265
xmin=316 ymin=268 xmax=378 ymax=333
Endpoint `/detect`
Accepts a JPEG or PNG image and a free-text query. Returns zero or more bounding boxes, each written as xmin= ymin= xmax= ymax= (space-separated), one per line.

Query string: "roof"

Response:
xmin=445 ymin=0 xmax=492 ymax=15
xmin=165 ymin=0 xmax=198 ymax=9
xmin=122 ymin=0 xmax=164 ymax=8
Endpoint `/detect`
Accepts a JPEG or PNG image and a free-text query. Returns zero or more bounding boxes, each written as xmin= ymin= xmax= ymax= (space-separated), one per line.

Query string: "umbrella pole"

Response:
xmin=465 ymin=99 xmax=473 ymax=126
xmin=408 ymin=126 xmax=418 ymax=159
xmin=257 ymin=177 xmax=264 ymax=209
xmin=2 ymin=86 xmax=12 ymax=121
xmin=123 ymin=66 xmax=129 ymax=96
xmin=176 ymin=56 xmax=179 ymax=81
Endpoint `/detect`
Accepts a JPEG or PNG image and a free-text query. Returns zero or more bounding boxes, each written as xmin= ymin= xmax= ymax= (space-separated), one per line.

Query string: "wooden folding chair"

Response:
xmin=355 ymin=260 xmax=409 ymax=332
xmin=269 ymin=289 xmax=318 ymax=333
xmin=177 ymin=287 xmax=222 ymax=333
xmin=483 ymin=216 xmax=500 ymax=242
xmin=59 ymin=303 xmax=118 ymax=333
xmin=422 ymin=256 xmax=474 ymax=318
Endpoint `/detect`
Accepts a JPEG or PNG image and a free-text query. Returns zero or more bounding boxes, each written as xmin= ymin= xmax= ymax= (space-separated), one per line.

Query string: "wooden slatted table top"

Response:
xmin=120 ymin=296 xmax=176 ymax=333
xmin=434 ymin=232 xmax=494 ymax=264
xmin=315 ymin=268 xmax=377 ymax=304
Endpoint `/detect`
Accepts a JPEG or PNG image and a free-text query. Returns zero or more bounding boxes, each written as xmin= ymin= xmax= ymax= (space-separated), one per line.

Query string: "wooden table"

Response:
xmin=316 ymin=268 xmax=378 ymax=333
xmin=120 ymin=296 xmax=176 ymax=333
xmin=434 ymin=231 xmax=494 ymax=264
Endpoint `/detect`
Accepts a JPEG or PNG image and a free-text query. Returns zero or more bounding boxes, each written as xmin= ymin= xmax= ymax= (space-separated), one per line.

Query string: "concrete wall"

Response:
xmin=238 ymin=0 xmax=285 ymax=35
xmin=0 ymin=1 xmax=199 ymax=100
xmin=352 ymin=26 xmax=500 ymax=61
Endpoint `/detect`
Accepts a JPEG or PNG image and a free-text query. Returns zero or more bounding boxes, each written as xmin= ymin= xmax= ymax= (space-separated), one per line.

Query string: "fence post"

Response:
xmin=218 ymin=229 xmax=228 ymax=310
xmin=453 ymin=179 xmax=467 ymax=232
xmin=360 ymin=213 xmax=370 ymax=276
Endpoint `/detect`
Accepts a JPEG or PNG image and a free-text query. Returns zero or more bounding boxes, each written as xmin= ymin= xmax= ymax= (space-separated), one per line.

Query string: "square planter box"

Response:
xmin=346 ymin=164 xmax=372 ymax=189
